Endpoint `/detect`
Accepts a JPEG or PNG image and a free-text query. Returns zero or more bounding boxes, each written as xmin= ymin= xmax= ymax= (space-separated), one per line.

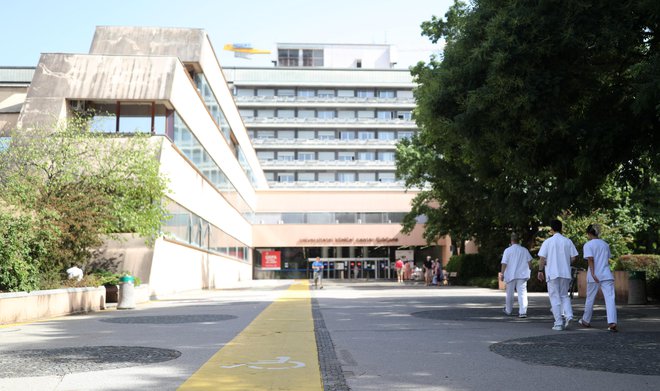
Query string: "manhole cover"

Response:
xmin=490 ymin=332 xmax=660 ymax=375
xmin=411 ymin=307 xmax=646 ymax=323
xmin=0 ymin=346 xmax=181 ymax=378
xmin=100 ymin=314 xmax=237 ymax=324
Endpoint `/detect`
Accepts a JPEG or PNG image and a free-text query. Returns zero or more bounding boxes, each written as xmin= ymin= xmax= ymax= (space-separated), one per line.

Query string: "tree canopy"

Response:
xmin=397 ymin=0 xmax=659 ymax=255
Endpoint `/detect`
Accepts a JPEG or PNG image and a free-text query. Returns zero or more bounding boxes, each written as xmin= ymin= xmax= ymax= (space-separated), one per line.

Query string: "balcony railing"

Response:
xmin=243 ymin=117 xmax=416 ymax=126
xmin=266 ymin=180 xmax=407 ymax=190
xmin=235 ymin=96 xmax=416 ymax=105
xmin=251 ymin=138 xmax=399 ymax=147
xmin=260 ymin=160 xmax=396 ymax=168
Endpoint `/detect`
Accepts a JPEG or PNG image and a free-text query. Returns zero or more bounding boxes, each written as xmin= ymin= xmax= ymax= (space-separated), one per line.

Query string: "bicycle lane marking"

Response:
xmin=177 ymin=280 xmax=322 ymax=390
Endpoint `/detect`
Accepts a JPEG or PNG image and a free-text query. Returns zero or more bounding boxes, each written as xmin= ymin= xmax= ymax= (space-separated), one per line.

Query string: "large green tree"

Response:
xmin=398 ymin=0 xmax=659 ymax=255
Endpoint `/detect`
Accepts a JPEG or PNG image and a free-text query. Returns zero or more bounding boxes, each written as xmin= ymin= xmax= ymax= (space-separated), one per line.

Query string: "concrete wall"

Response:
xmin=0 ymin=287 xmax=105 ymax=325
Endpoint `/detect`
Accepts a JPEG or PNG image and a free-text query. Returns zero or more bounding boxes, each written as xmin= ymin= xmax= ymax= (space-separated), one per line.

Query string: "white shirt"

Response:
xmin=584 ymin=238 xmax=613 ymax=282
xmin=501 ymin=244 xmax=532 ymax=282
xmin=538 ymin=233 xmax=578 ymax=281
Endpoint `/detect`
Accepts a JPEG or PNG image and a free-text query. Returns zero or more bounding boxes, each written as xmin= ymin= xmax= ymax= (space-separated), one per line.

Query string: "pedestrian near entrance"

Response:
xmin=395 ymin=258 xmax=404 ymax=283
xmin=424 ymin=256 xmax=433 ymax=286
xmin=578 ymin=224 xmax=618 ymax=332
xmin=312 ymin=257 xmax=324 ymax=289
xmin=538 ymin=219 xmax=578 ymax=331
xmin=500 ymin=233 xmax=532 ymax=318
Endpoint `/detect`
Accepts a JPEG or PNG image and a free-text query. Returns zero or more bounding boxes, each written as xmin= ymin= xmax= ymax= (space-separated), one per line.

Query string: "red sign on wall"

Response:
xmin=262 ymin=251 xmax=281 ymax=270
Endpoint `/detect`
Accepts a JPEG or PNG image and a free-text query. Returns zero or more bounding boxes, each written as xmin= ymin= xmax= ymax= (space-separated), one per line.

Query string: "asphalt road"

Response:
xmin=1 ymin=280 xmax=658 ymax=391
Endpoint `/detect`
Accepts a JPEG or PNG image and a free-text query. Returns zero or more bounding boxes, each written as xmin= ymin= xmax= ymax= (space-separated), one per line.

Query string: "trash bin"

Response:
xmin=627 ymin=271 xmax=647 ymax=305
xmin=117 ymin=275 xmax=136 ymax=310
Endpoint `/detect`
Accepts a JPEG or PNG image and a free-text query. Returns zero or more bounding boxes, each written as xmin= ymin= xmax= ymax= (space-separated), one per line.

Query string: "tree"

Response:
xmin=0 ymin=117 xmax=169 ymax=287
xmin=398 ymin=0 xmax=659 ymax=256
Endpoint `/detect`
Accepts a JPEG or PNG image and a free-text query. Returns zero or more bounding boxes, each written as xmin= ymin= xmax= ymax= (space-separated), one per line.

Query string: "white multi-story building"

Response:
xmin=224 ymin=43 xmax=416 ymax=188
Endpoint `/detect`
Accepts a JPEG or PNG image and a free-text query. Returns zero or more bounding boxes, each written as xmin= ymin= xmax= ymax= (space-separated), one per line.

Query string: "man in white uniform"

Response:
xmin=538 ymin=219 xmax=578 ymax=330
xmin=578 ymin=224 xmax=618 ymax=332
xmin=500 ymin=233 xmax=532 ymax=318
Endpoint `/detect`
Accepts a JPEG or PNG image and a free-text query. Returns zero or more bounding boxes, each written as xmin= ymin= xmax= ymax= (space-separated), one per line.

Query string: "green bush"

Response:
xmin=0 ymin=211 xmax=53 ymax=292
xmin=614 ymin=254 xmax=660 ymax=301
xmin=466 ymin=276 xmax=499 ymax=289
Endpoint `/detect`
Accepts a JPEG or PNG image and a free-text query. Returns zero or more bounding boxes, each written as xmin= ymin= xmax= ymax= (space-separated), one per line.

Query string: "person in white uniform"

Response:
xmin=537 ymin=219 xmax=578 ymax=331
xmin=500 ymin=233 xmax=532 ymax=318
xmin=578 ymin=224 xmax=618 ymax=332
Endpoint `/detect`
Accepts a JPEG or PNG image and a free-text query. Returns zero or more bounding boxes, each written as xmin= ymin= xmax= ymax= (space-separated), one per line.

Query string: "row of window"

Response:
xmin=264 ymin=171 xmax=397 ymax=183
xmin=235 ymin=87 xmax=413 ymax=99
xmin=257 ymin=150 xmax=396 ymax=162
xmin=162 ymin=199 xmax=251 ymax=262
xmin=173 ymin=113 xmax=253 ymax=216
xmin=278 ymin=48 xmax=324 ymax=67
xmin=239 ymin=108 xmax=412 ymax=120
xmin=251 ymin=211 xmax=408 ymax=225
xmin=249 ymin=129 xmax=414 ymax=140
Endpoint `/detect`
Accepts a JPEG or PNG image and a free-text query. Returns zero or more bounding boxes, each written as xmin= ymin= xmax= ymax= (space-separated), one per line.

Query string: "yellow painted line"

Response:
xmin=178 ymin=280 xmax=322 ymax=391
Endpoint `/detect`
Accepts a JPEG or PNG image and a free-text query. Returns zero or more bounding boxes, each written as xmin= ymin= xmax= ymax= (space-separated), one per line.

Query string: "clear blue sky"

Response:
xmin=1 ymin=0 xmax=454 ymax=69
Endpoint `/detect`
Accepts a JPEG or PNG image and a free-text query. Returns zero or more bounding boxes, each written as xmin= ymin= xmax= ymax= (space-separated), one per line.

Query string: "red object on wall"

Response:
xmin=262 ymin=251 xmax=281 ymax=270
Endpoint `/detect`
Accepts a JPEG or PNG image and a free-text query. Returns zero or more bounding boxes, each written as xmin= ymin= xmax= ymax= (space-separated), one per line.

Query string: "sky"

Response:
xmin=1 ymin=0 xmax=454 ymax=69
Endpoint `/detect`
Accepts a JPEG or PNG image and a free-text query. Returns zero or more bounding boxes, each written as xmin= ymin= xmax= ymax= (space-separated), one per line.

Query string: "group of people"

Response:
xmin=394 ymin=256 xmax=446 ymax=285
xmin=500 ymin=219 xmax=618 ymax=331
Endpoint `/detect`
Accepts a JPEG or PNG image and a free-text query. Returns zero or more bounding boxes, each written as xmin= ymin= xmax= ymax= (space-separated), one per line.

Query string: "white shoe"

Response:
xmin=563 ymin=318 xmax=571 ymax=330
xmin=552 ymin=325 xmax=563 ymax=331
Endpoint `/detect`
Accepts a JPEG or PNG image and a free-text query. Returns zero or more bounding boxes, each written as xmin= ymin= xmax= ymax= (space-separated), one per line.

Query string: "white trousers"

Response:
xmin=547 ymin=278 xmax=572 ymax=326
xmin=582 ymin=279 xmax=617 ymax=324
xmin=505 ymin=279 xmax=528 ymax=315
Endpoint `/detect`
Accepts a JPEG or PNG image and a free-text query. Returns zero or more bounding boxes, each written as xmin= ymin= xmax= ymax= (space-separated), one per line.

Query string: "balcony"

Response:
xmin=243 ymin=117 xmax=417 ymax=129
xmin=235 ymin=95 xmax=416 ymax=108
xmin=266 ymin=180 xmax=407 ymax=190
xmin=260 ymin=159 xmax=396 ymax=170
xmin=251 ymin=138 xmax=399 ymax=149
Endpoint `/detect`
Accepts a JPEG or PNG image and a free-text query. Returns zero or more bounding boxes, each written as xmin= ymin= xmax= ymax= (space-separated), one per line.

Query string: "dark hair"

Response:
xmin=586 ymin=224 xmax=599 ymax=237
xmin=550 ymin=219 xmax=562 ymax=233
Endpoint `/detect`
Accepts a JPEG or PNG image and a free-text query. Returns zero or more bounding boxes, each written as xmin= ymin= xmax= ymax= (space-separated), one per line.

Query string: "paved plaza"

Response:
xmin=1 ymin=281 xmax=659 ymax=390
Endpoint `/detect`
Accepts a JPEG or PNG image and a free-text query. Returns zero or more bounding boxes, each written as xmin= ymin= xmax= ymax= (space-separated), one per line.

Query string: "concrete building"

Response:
xmin=1 ymin=27 xmax=451 ymax=296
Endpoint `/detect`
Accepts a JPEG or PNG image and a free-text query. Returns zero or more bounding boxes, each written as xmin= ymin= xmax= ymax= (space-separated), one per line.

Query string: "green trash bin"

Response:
xmin=627 ymin=271 xmax=647 ymax=305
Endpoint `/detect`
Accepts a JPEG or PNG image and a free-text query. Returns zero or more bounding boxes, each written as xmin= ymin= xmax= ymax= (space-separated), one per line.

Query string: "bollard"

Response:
xmin=627 ymin=271 xmax=647 ymax=305
xmin=117 ymin=275 xmax=136 ymax=310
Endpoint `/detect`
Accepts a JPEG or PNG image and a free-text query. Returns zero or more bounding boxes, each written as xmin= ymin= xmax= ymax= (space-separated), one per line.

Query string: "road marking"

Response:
xmin=178 ymin=281 xmax=322 ymax=390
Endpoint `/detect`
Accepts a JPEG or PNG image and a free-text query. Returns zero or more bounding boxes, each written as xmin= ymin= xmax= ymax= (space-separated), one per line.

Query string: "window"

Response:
xmin=257 ymin=130 xmax=275 ymax=139
xmin=298 ymin=130 xmax=315 ymax=139
xmin=378 ymin=172 xmax=396 ymax=182
xmin=337 ymin=89 xmax=355 ymax=97
xmin=90 ymin=102 xmax=167 ymax=135
xmin=277 ymin=151 xmax=295 ymax=161
xmin=318 ymin=130 xmax=335 ymax=140
xmin=236 ymin=88 xmax=255 ymax=97
xmin=298 ymin=172 xmax=315 ymax=182
xmin=277 ymin=109 xmax=295 ymax=118
xmin=358 ymin=110 xmax=375 ymax=118
xmin=379 ymin=151 xmax=396 ymax=161
xmin=318 ymin=172 xmax=335 ymax=182
xmin=340 ymin=131 xmax=355 ymax=140
xmin=398 ymin=131 xmax=414 ymax=139
xmin=302 ymin=49 xmax=324 ymax=66
xmin=257 ymin=109 xmax=275 ymax=117
xmin=338 ymin=152 xmax=355 ymax=161
xmin=397 ymin=111 xmax=412 ymax=120
xmin=277 ymin=130 xmax=295 ymax=139
xmin=397 ymin=90 xmax=414 ymax=98
xmin=257 ymin=89 xmax=275 ymax=96
xmin=264 ymin=172 xmax=275 ymax=181
xmin=378 ymin=90 xmax=395 ymax=98
xmin=278 ymin=172 xmax=295 ymax=182
xmin=298 ymin=109 xmax=315 ymax=119
xmin=277 ymin=89 xmax=295 ymax=96
xmin=257 ymin=151 xmax=275 ymax=160
xmin=338 ymin=172 xmax=356 ymax=182
xmin=358 ymin=131 xmax=375 ymax=140
xmin=377 ymin=111 xmax=394 ymax=120
xmin=247 ymin=130 xmax=255 ymax=139
xmin=358 ymin=172 xmax=376 ymax=181
xmin=338 ymin=110 xmax=356 ymax=119
xmin=378 ymin=131 xmax=396 ymax=140
xmin=298 ymin=152 xmax=315 ymax=161
xmin=297 ymin=89 xmax=315 ymax=97
xmin=278 ymin=49 xmax=299 ymax=67
xmin=358 ymin=151 xmax=375 ymax=160
xmin=239 ymin=109 xmax=254 ymax=118
xmin=357 ymin=90 xmax=374 ymax=98
xmin=317 ymin=151 xmax=335 ymax=161
xmin=317 ymin=89 xmax=335 ymax=97
xmin=317 ymin=110 xmax=335 ymax=119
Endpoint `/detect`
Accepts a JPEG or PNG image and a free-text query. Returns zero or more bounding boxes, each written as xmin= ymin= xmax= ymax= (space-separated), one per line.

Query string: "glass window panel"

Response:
xmin=378 ymin=172 xmax=396 ymax=182
xmin=278 ymin=173 xmax=295 ymax=182
xmin=357 ymin=90 xmax=374 ymax=98
xmin=336 ymin=212 xmax=356 ymax=223
xmin=282 ymin=213 xmax=305 ymax=223
xmin=379 ymin=151 xmax=396 ymax=161
xmin=298 ymin=110 xmax=315 ymax=118
xmin=318 ymin=172 xmax=335 ymax=182
xmin=377 ymin=111 xmax=394 ymax=120
xmin=278 ymin=109 xmax=295 ymax=118
xmin=307 ymin=213 xmax=333 ymax=224
xmin=358 ymin=151 xmax=375 ymax=160
xmin=278 ymin=49 xmax=299 ymax=66
xmin=317 ymin=89 xmax=335 ymax=97
xmin=278 ymin=130 xmax=295 ymax=139
xmin=257 ymin=89 xmax=275 ymax=96
xmin=378 ymin=131 xmax=396 ymax=140
xmin=397 ymin=90 xmax=413 ymax=98
xmin=297 ymin=89 xmax=315 ymax=97
xmin=358 ymin=172 xmax=376 ymax=181
xmin=298 ymin=152 xmax=315 ymax=161
xmin=298 ymin=130 xmax=315 ymax=139
xmin=338 ymin=152 xmax=354 ymax=161
xmin=317 ymin=151 xmax=335 ymax=161
xmin=298 ymin=172 xmax=315 ymax=181
xmin=338 ymin=172 xmax=356 ymax=182
xmin=278 ymin=89 xmax=295 ymax=96
xmin=257 ymin=109 xmax=275 ymax=117
xmin=358 ymin=131 xmax=375 ymax=140
xmin=264 ymin=172 xmax=275 ymax=181
xmin=317 ymin=110 xmax=335 ymax=119
xmin=337 ymin=110 xmax=355 ymax=119
xmin=378 ymin=90 xmax=395 ymax=98
xmin=337 ymin=89 xmax=355 ymax=97
xmin=257 ymin=151 xmax=275 ymax=160
xmin=397 ymin=111 xmax=412 ymax=120
xmin=236 ymin=88 xmax=255 ymax=97
xmin=340 ymin=131 xmax=355 ymax=140
xmin=239 ymin=109 xmax=254 ymax=118
xmin=318 ymin=130 xmax=335 ymax=140
xmin=398 ymin=131 xmax=413 ymax=139
xmin=277 ymin=151 xmax=295 ymax=160
xmin=357 ymin=110 xmax=375 ymax=118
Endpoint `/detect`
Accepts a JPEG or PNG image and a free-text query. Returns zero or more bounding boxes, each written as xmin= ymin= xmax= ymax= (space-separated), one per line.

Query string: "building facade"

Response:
xmin=2 ymin=29 xmax=450 ymax=295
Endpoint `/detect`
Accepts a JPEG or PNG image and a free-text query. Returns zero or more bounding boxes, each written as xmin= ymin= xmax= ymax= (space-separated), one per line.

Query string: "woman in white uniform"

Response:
xmin=578 ymin=224 xmax=618 ymax=332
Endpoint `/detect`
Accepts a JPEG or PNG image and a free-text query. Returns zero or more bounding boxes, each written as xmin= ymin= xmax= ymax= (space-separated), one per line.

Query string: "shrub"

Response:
xmin=466 ymin=276 xmax=499 ymax=289
xmin=446 ymin=254 xmax=499 ymax=284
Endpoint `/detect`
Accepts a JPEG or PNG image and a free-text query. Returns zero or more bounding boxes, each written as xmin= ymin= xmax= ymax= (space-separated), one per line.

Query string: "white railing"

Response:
xmin=243 ymin=117 xmax=415 ymax=125
xmin=260 ymin=160 xmax=396 ymax=168
xmin=251 ymin=138 xmax=399 ymax=146
xmin=266 ymin=180 xmax=406 ymax=189
xmin=235 ymin=96 xmax=416 ymax=105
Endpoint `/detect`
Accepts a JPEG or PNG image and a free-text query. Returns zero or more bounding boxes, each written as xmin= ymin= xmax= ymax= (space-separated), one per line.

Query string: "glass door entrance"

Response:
xmin=308 ymin=258 xmax=391 ymax=280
